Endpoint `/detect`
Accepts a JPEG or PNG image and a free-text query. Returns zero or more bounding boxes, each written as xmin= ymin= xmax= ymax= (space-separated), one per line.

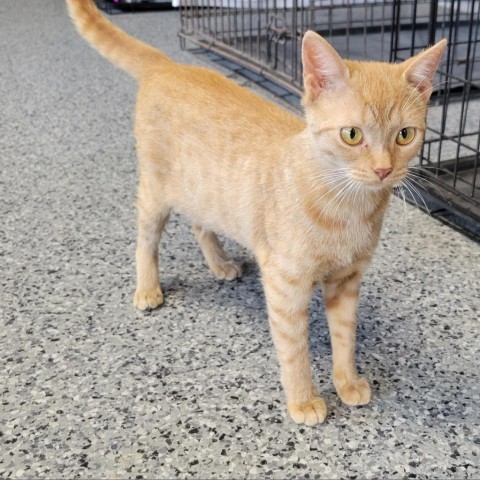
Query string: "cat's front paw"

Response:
xmin=133 ymin=287 xmax=164 ymax=310
xmin=287 ymin=396 xmax=327 ymax=426
xmin=336 ymin=377 xmax=371 ymax=406
xmin=211 ymin=260 xmax=243 ymax=281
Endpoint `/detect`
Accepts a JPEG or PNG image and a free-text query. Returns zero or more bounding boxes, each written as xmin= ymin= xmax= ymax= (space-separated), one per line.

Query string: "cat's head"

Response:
xmin=301 ymin=31 xmax=446 ymax=190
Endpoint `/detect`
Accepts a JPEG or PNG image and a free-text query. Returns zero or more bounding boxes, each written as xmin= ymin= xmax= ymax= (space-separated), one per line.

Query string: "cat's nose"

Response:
xmin=374 ymin=167 xmax=392 ymax=181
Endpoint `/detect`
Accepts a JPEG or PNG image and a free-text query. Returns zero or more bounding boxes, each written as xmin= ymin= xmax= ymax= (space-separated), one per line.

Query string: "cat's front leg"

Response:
xmin=322 ymin=262 xmax=371 ymax=406
xmin=261 ymin=261 xmax=327 ymax=426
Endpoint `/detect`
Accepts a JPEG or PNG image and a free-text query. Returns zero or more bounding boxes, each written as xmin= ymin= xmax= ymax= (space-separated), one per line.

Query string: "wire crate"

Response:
xmin=179 ymin=0 xmax=417 ymax=93
xmin=392 ymin=1 xmax=480 ymax=233
xmin=179 ymin=0 xmax=480 ymax=238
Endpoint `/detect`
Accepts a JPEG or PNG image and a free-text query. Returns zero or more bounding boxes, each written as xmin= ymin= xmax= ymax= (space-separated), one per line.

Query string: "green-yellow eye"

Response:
xmin=340 ymin=127 xmax=363 ymax=146
xmin=396 ymin=127 xmax=416 ymax=145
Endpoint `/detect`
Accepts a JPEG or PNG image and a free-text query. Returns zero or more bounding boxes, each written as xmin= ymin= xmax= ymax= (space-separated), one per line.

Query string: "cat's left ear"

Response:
xmin=402 ymin=39 xmax=447 ymax=100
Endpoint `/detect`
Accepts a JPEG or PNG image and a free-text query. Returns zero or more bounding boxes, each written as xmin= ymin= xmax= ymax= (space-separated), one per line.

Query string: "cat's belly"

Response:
xmin=164 ymin=159 xmax=270 ymax=251
xmin=168 ymin=188 xmax=255 ymax=250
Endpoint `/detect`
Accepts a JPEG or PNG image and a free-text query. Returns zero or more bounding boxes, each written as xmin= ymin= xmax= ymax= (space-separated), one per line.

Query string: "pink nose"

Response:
xmin=374 ymin=167 xmax=392 ymax=181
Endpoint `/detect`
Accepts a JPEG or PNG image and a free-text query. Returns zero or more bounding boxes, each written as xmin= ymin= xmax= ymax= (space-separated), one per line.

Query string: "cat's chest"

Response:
xmin=317 ymin=217 xmax=379 ymax=267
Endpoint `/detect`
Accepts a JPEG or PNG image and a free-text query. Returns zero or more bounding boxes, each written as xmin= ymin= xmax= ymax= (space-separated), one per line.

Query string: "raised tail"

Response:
xmin=66 ymin=0 xmax=171 ymax=80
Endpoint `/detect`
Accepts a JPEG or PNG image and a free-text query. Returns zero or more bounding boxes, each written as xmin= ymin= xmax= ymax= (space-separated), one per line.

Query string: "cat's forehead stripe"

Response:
xmin=365 ymin=101 xmax=398 ymax=124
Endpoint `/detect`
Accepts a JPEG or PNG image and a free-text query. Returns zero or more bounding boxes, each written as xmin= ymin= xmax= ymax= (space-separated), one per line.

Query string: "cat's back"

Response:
xmin=136 ymin=62 xmax=305 ymax=139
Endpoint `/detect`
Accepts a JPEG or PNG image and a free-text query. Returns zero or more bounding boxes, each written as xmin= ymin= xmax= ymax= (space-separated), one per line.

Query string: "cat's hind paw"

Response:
xmin=288 ymin=396 xmax=327 ymax=426
xmin=211 ymin=260 xmax=243 ymax=281
xmin=133 ymin=287 xmax=164 ymax=310
xmin=336 ymin=377 xmax=371 ymax=406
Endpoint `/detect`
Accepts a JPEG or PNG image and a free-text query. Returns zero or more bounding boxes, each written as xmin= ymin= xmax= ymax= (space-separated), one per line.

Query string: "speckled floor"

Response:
xmin=1 ymin=1 xmax=479 ymax=478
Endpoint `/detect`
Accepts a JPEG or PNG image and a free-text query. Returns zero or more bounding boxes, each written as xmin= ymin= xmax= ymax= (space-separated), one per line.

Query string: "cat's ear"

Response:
xmin=302 ymin=31 xmax=349 ymax=101
xmin=402 ymin=39 xmax=447 ymax=100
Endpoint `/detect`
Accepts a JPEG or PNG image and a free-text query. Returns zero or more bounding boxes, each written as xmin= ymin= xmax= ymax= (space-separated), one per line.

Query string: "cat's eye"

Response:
xmin=396 ymin=127 xmax=416 ymax=145
xmin=340 ymin=127 xmax=363 ymax=146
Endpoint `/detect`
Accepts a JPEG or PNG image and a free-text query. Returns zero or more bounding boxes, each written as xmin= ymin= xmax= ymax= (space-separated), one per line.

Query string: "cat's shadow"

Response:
xmin=156 ymin=252 xmax=417 ymax=404
xmin=161 ymin=257 xmax=265 ymax=319
xmin=159 ymin=258 xmax=341 ymax=356
xmin=139 ymin=249 xmax=461 ymax=422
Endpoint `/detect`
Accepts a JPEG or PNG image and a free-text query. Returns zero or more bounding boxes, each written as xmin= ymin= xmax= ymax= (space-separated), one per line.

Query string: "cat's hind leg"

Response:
xmin=133 ymin=179 xmax=170 ymax=310
xmin=192 ymin=224 xmax=243 ymax=281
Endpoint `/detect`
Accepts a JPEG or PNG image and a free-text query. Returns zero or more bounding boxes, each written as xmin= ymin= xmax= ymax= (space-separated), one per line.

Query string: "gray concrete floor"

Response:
xmin=1 ymin=1 xmax=480 ymax=478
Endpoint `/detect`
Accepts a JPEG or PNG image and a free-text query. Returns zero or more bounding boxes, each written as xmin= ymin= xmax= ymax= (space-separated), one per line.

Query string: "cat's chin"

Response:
xmin=356 ymin=180 xmax=393 ymax=192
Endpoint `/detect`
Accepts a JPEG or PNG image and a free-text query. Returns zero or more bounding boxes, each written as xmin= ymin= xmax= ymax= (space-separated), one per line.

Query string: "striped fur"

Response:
xmin=66 ymin=0 xmax=446 ymax=425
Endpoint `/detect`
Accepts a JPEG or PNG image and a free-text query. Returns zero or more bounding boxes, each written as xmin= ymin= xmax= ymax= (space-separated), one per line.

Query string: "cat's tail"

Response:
xmin=66 ymin=0 xmax=171 ymax=80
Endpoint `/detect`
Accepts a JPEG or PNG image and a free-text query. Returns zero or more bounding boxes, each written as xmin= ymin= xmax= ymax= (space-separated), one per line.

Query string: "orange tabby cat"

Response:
xmin=66 ymin=0 xmax=446 ymax=426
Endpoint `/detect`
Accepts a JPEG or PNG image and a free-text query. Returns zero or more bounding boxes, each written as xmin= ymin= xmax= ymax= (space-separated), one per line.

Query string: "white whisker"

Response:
xmin=394 ymin=185 xmax=409 ymax=229
xmin=401 ymin=180 xmax=420 ymax=213
xmin=329 ymin=179 xmax=356 ymax=224
xmin=404 ymin=178 xmax=430 ymax=214
xmin=406 ymin=171 xmax=447 ymax=203
xmin=318 ymin=178 xmax=354 ymax=224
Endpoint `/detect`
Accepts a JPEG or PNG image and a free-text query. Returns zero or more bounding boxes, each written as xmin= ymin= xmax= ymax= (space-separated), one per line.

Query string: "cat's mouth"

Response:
xmin=349 ymin=173 xmax=399 ymax=191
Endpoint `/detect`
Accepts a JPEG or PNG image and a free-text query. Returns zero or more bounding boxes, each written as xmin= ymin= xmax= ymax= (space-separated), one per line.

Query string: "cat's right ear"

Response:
xmin=302 ymin=31 xmax=349 ymax=102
